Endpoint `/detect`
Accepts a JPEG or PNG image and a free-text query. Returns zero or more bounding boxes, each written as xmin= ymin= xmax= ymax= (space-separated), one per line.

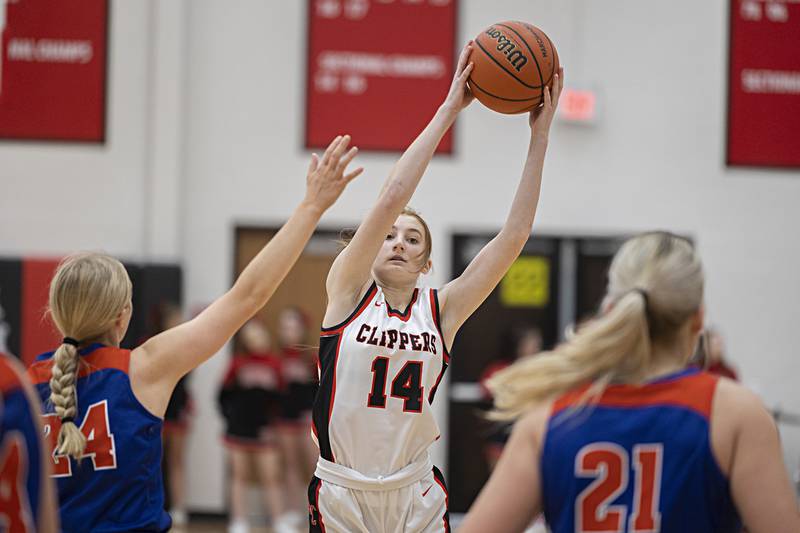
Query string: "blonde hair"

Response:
xmin=48 ymin=253 xmax=132 ymax=459
xmin=489 ymin=232 xmax=704 ymax=420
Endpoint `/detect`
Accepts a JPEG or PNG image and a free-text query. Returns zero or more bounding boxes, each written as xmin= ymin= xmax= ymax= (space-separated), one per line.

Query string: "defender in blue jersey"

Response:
xmin=29 ymin=344 xmax=169 ymax=532
xmin=24 ymin=136 xmax=360 ymax=533
xmin=461 ymin=232 xmax=799 ymax=533
xmin=0 ymin=352 xmax=58 ymax=533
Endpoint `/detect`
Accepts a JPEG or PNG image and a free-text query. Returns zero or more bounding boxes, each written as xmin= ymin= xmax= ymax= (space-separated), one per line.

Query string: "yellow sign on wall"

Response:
xmin=500 ymin=256 xmax=550 ymax=308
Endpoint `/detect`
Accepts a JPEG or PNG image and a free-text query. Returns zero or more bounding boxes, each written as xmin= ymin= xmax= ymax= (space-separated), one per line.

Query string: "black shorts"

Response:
xmin=282 ymin=381 xmax=317 ymax=421
xmin=220 ymin=388 xmax=281 ymax=440
xmin=164 ymin=375 xmax=191 ymax=430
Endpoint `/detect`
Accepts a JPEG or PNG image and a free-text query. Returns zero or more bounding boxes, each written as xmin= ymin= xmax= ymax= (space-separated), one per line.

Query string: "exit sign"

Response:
xmin=557 ymin=88 xmax=598 ymax=125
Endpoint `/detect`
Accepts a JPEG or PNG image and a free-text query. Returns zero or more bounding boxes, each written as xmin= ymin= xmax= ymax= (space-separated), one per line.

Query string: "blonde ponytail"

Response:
xmin=489 ymin=232 xmax=703 ymax=421
xmin=49 ymin=343 xmax=87 ymax=458
xmin=489 ymin=291 xmax=650 ymax=420
xmin=47 ymin=253 xmax=132 ymax=460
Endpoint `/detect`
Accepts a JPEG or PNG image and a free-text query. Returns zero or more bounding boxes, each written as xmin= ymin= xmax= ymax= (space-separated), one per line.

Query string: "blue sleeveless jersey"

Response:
xmin=1 ymin=353 xmax=50 ymax=532
xmin=542 ymin=368 xmax=741 ymax=533
xmin=28 ymin=344 xmax=171 ymax=533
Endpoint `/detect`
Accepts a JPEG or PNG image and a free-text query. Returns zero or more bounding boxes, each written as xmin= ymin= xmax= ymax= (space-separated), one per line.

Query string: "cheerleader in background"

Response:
xmin=276 ymin=306 xmax=319 ymax=523
xmin=151 ymin=303 xmax=194 ymax=528
xmin=218 ymin=319 xmax=292 ymax=533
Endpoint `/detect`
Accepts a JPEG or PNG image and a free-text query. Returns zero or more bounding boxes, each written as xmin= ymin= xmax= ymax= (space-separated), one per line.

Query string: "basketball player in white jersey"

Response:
xmin=308 ymin=41 xmax=564 ymax=532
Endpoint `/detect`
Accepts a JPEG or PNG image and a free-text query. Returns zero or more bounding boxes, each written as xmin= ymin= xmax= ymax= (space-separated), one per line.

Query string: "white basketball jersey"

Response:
xmin=312 ymin=282 xmax=450 ymax=478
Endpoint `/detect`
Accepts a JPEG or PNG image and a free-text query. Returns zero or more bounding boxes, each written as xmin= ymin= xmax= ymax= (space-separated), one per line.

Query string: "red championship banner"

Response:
xmin=0 ymin=0 xmax=108 ymax=142
xmin=306 ymin=0 xmax=457 ymax=153
xmin=728 ymin=0 xmax=800 ymax=168
xmin=20 ymin=258 xmax=61 ymax=366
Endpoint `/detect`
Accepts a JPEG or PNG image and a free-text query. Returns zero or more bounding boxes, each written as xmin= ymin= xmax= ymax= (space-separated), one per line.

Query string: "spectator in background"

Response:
xmin=480 ymin=325 xmax=543 ymax=470
xmin=704 ymin=327 xmax=738 ymax=380
xmin=276 ymin=306 xmax=318 ymax=525
xmin=218 ymin=319 xmax=292 ymax=533
xmin=150 ymin=303 xmax=194 ymax=528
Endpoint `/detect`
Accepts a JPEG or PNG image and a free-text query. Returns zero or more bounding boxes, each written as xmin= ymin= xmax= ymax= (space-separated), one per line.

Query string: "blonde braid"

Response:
xmin=49 ymin=343 xmax=86 ymax=458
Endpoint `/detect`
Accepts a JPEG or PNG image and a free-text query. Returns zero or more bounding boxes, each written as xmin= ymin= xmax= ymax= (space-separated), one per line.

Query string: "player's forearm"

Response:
xmin=233 ymin=202 xmax=321 ymax=307
xmin=501 ymin=137 xmax=547 ymax=241
xmin=378 ymin=107 xmax=455 ymax=210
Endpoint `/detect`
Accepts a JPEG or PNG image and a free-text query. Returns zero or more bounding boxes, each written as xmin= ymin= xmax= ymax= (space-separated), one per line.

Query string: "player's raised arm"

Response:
xmin=438 ymin=68 xmax=563 ymax=345
xmin=323 ymin=42 xmax=475 ymax=323
xmin=132 ymin=136 xmax=362 ymax=411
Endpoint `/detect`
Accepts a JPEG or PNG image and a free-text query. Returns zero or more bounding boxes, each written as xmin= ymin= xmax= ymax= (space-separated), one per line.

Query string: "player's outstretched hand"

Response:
xmin=304 ymin=135 xmax=364 ymax=212
xmin=529 ymin=67 xmax=564 ymax=141
xmin=441 ymin=41 xmax=476 ymax=116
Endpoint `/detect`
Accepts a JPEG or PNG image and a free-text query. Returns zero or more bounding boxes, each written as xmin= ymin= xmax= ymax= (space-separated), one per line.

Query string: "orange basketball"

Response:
xmin=467 ymin=21 xmax=559 ymax=114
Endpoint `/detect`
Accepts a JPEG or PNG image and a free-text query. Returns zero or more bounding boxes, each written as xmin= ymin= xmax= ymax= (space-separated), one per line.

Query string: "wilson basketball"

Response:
xmin=468 ymin=21 xmax=560 ymax=114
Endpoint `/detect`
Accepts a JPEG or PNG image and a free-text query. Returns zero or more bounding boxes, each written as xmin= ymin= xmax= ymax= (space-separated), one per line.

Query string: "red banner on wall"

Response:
xmin=0 ymin=0 xmax=107 ymax=142
xmin=21 ymin=258 xmax=61 ymax=366
xmin=728 ymin=0 xmax=800 ymax=168
xmin=306 ymin=0 xmax=457 ymax=153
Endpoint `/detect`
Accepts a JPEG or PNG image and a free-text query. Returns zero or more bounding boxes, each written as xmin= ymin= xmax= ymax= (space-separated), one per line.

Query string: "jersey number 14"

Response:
xmin=367 ymin=356 xmax=424 ymax=413
xmin=42 ymin=400 xmax=117 ymax=477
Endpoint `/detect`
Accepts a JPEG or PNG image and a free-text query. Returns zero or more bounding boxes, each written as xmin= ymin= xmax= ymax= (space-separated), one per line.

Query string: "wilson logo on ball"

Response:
xmin=485 ymin=27 xmax=529 ymax=72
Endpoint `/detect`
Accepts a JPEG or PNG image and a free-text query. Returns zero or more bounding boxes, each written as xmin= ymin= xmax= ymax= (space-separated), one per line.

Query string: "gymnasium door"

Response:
xmin=447 ymin=234 xmax=622 ymax=513
xmin=447 ymin=234 xmax=561 ymax=512
xmin=234 ymin=226 xmax=342 ymax=350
